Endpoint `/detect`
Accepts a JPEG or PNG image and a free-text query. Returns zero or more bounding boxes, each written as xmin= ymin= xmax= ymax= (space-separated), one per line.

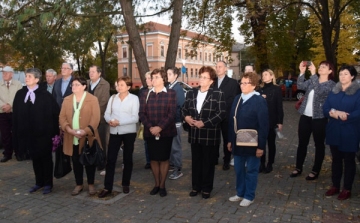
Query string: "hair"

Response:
xmin=62 ymin=62 xmax=73 ymax=70
xmin=199 ymin=66 xmax=217 ymax=82
xmin=25 ymin=68 xmax=42 ymax=79
xmin=167 ymin=67 xmax=181 ymax=78
xmin=90 ymin=65 xmax=102 ymax=74
xmin=217 ymin=61 xmax=227 ymax=67
xmin=145 ymin=71 xmax=152 ymax=78
xmin=46 ymin=69 xmax=57 ymax=76
xmin=244 ymin=63 xmax=255 ymax=71
xmin=260 ymin=69 xmax=277 ymax=87
xmin=242 ymin=71 xmax=259 ymax=87
xmin=319 ymin=60 xmax=334 ymax=80
xmin=339 ymin=65 xmax=358 ymax=81
xmin=72 ymin=77 xmax=88 ymax=90
xmin=117 ymin=76 xmax=132 ymax=87
xmin=151 ymin=68 xmax=167 ymax=83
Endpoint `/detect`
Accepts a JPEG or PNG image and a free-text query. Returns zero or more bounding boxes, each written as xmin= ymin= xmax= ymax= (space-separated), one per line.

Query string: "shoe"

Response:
xmin=290 ymin=169 xmax=302 ymax=178
xmin=43 ymin=186 xmax=52 ymax=195
xmin=88 ymin=185 xmax=96 ymax=195
xmin=189 ymin=190 xmax=199 ymax=197
xmin=144 ymin=163 xmax=151 ymax=169
xmin=100 ymin=170 xmax=106 ymax=176
xmin=337 ymin=189 xmax=351 ymax=200
xmin=229 ymin=195 xmax=243 ymax=202
xmin=71 ymin=185 xmax=83 ymax=196
xmin=223 ymin=163 xmax=230 ymax=171
xmin=16 ymin=156 xmax=24 ymax=161
xmin=168 ymin=166 xmax=175 ymax=172
xmin=264 ymin=164 xmax=273 ymax=173
xmin=259 ymin=163 xmax=265 ymax=173
xmin=150 ymin=186 xmax=160 ymax=195
xmin=169 ymin=169 xmax=183 ymax=180
xmin=98 ymin=189 xmax=111 ymax=198
xmin=305 ymin=171 xmax=319 ymax=181
xmin=123 ymin=186 xmax=130 ymax=194
xmin=230 ymin=158 xmax=234 ymax=166
xmin=325 ymin=186 xmax=340 ymax=197
xmin=0 ymin=156 xmax=11 ymax=162
xmin=159 ymin=188 xmax=167 ymax=197
xmin=29 ymin=185 xmax=42 ymax=193
xmin=240 ymin=198 xmax=254 ymax=207
xmin=202 ymin=192 xmax=210 ymax=199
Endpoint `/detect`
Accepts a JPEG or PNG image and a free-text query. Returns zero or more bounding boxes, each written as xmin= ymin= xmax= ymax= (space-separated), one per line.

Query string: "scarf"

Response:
xmin=72 ymin=92 xmax=87 ymax=145
xmin=24 ymin=85 xmax=39 ymax=104
xmin=241 ymin=91 xmax=260 ymax=103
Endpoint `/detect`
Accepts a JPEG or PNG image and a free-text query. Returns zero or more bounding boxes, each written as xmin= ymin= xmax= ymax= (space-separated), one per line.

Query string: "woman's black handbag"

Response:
xmin=54 ymin=134 xmax=72 ymax=179
xmin=79 ymin=125 xmax=105 ymax=166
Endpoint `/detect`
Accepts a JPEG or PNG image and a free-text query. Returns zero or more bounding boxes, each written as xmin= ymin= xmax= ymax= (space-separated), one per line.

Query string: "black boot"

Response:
xmin=259 ymin=163 xmax=265 ymax=173
xmin=264 ymin=163 xmax=273 ymax=173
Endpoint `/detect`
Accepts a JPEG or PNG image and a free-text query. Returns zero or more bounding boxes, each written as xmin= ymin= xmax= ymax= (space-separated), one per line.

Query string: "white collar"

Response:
xmin=150 ymin=86 xmax=167 ymax=93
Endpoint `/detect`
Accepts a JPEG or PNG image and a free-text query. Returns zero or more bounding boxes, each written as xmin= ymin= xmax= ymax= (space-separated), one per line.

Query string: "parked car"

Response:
xmin=276 ymin=76 xmax=305 ymax=100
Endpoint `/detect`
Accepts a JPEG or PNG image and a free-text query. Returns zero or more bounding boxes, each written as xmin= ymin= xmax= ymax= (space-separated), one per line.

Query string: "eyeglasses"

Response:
xmin=318 ymin=65 xmax=328 ymax=69
xmin=240 ymin=82 xmax=252 ymax=85
xmin=151 ymin=76 xmax=162 ymax=80
xmin=61 ymin=67 xmax=71 ymax=70
xmin=71 ymin=84 xmax=82 ymax=87
xmin=198 ymin=76 xmax=210 ymax=80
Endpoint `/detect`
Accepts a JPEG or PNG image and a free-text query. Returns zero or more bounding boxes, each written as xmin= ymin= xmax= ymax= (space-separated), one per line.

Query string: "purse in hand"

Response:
xmin=79 ymin=125 xmax=105 ymax=166
xmin=233 ymin=97 xmax=258 ymax=147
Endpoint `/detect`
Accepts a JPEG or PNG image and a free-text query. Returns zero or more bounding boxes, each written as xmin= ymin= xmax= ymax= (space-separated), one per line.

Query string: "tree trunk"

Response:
xmin=120 ymin=0 xmax=149 ymax=87
xmin=164 ymin=0 xmax=183 ymax=69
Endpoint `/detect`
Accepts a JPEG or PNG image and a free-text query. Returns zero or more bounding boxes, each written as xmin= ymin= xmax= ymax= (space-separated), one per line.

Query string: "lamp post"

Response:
xmin=239 ymin=43 xmax=245 ymax=79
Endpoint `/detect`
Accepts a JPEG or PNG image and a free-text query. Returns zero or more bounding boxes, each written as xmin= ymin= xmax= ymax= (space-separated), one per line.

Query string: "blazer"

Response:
xmin=53 ymin=76 xmax=74 ymax=107
xmin=213 ymin=75 xmax=241 ymax=116
xmin=182 ymin=87 xmax=226 ymax=146
xmin=87 ymin=78 xmax=110 ymax=124
xmin=59 ymin=92 xmax=101 ymax=156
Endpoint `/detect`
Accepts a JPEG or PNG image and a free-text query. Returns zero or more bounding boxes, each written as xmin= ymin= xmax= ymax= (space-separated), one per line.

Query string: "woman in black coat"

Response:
xmin=259 ymin=69 xmax=284 ymax=173
xmin=12 ymin=68 xmax=60 ymax=194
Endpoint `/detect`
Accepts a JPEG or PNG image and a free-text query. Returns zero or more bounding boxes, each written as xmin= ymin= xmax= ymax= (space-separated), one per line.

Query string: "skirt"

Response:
xmin=146 ymin=136 xmax=173 ymax=161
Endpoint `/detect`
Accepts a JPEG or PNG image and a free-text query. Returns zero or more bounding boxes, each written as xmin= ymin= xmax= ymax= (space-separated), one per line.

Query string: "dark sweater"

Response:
xmin=259 ymin=82 xmax=284 ymax=129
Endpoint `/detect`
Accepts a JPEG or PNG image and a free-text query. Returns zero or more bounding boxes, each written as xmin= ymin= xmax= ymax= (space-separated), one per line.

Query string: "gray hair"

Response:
xmin=25 ymin=68 xmax=42 ymax=79
xmin=46 ymin=69 xmax=57 ymax=76
xmin=62 ymin=62 xmax=73 ymax=70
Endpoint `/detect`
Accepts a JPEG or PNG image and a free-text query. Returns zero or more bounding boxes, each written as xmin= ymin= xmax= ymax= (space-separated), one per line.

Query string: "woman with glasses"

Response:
xmin=227 ymin=72 xmax=269 ymax=207
xmin=139 ymin=68 xmax=177 ymax=197
xmin=182 ymin=66 xmax=226 ymax=199
xmin=290 ymin=61 xmax=335 ymax=180
xmin=59 ymin=77 xmax=101 ymax=196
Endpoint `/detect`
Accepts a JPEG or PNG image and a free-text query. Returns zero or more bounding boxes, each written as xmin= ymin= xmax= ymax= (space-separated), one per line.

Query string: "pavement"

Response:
xmin=1 ymin=101 xmax=360 ymax=223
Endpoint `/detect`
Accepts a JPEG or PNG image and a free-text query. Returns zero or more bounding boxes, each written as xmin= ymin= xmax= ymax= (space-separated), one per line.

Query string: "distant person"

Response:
xmin=41 ymin=69 xmax=57 ymax=94
xmin=214 ymin=61 xmax=240 ymax=170
xmin=166 ymin=67 xmax=185 ymax=180
xmin=244 ymin=64 xmax=255 ymax=74
xmin=284 ymin=74 xmax=293 ymax=100
xmin=0 ymin=66 xmax=23 ymax=162
xmin=290 ymin=61 xmax=335 ymax=180
xmin=87 ymin=65 xmax=110 ymax=173
xmin=12 ymin=68 xmax=59 ymax=194
xmin=53 ymin=62 xmax=74 ymax=107
xmin=182 ymin=66 xmax=226 ymax=199
xmin=59 ymin=77 xmax=101 ymax=196
xmin=138 ymin=68 xmax=177 ymax=197
xmin=323 ymin=65 xmax=360 ymax=200
xmin=259 ymin=69 xmax=284 ymax=173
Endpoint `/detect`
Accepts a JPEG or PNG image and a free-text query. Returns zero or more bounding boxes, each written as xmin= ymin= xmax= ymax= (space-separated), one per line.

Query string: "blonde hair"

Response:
xmin=260 ymin=69 xmax=277 ymax=87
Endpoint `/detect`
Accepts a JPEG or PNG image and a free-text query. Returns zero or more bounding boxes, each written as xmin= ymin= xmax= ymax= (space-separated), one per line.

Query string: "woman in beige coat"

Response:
xmin=59 ymin=77 xmax=101 ymax=196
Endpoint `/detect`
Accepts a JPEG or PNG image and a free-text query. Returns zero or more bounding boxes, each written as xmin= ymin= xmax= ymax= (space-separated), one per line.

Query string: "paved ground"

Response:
xmin=1 ymin=101 xmax=360 ymax=223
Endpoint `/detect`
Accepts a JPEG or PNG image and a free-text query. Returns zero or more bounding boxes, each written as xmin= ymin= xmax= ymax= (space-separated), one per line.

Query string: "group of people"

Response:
xmin=1 ymin=59 xmax=359 ymax=205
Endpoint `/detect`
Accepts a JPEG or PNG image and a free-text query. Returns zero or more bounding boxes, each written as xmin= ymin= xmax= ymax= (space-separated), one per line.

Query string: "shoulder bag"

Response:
xmin=79 ymin=125 xmax=105 ymax=166
xmin=233 ymin=97 xmax=258 ymax=147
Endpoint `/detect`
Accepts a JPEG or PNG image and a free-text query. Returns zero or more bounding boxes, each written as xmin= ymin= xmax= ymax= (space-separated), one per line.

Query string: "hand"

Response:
xmin=261 ymin=94 xmax=266 ymax=98
xmin=338 ymin=111 xmax=349 ymax=121
xmin=2 ymin=104 xmax=11 ymax=113
xmin=74 ymin=129 xmax=85 ymax=139
xmin=308 ymin=62 xmax=316 ymax=75
xmin=256 ymin=149 xmax=263 ymax=158
xmin=185 ymin=116 xmax=195 ymax=126
xmin=299 ymin=62 xmax=307 ymax=74
xmin=150 ymin=126 xmax=162 ymax=136
xmin=109 ymin=119 xmax=119 ymax=127
xmin=227 ymin=142 xmax=232 ymax=152
xmin=277 ymin=124 xmax=283 ymax=131
xmin=193 ymin=120 xmax=204 ymax=128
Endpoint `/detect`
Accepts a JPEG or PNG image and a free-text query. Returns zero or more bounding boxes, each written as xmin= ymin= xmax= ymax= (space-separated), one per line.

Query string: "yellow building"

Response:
xmin=116 ymin=21 xmax=229 ymax=88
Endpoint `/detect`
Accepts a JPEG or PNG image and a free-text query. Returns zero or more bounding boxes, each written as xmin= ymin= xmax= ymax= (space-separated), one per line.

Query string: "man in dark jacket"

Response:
xmin=53 ymin=62 xmax=74 ymax=107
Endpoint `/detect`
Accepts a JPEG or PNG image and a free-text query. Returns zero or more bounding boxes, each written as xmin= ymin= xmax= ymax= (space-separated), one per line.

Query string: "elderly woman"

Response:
xmin=227 ymin=72 xmax=269 ymax=207
xmin=259 ymin=69 xmax=284 ymax=173
xmin=290 ymin=61 xmax=336 ymax=180
xmin=59 ymin=77 xmax=101 ymax=196
xmin=182 ymin=66 xmax=226 ymax=199
xmin=98 ymin=76 xmax=139 ymax=198
xmin=323 ymin=65 xmax=360 ymax=200
xmin=12 ymin=68 xmax=60 ymax=194
xmin=139 ymin=68 xmax=177 ymax=197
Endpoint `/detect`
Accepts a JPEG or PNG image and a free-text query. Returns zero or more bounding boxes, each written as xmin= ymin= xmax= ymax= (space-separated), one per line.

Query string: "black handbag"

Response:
xmin=79 ymin=125 xmax=105 ymax=167
xmin=54 ymin=134 xmax=72 ymax=179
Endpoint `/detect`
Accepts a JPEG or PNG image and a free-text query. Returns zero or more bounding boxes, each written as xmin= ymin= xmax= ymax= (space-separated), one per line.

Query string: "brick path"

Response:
xmin=1 ymin=101 xmax=360 ymax=223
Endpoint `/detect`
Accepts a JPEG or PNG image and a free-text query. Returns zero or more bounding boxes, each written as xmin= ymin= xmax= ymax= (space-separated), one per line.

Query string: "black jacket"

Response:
xmin=259 ymin=82 xmax=284 ymax=129
xmin=53 ymin=76 xmax=73 ymax=107
xmin=213 ymin=75 xmax=241 ymax=117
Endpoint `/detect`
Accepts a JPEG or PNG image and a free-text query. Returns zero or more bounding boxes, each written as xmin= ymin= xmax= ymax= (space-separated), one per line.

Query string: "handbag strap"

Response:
xmin=87 ymin=125 xmax=95 ymax=137
xmin=233 ymin=97 xmax=242 ymax=133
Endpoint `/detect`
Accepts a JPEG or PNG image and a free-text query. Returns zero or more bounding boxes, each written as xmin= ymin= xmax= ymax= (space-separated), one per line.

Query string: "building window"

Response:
xmin=195 ymin=69 xmax=198 ymax=77
xmin=185 ymin=49 xmax=188 ymax=59
xmin=213 ymin=53 xmax=215 ymax=62
xmin=147 ymin=44 xmax=153 ymax=57
xmin=178 ymin=48 xmax=182 ymax=59
xmin=208 ymin=53 xmax=211 ymax=62
xmin=191 ymin=68 xmax=193 ymax=77
xmin=199 ymin=52 xmax=202 ymax=61
xmin=205 ymin=53 xmax=207 ymax=61
xmin=160 ymin=45 xmax=165 ymax=57
xmin=122 ymin=46 xmax=127 ymax=58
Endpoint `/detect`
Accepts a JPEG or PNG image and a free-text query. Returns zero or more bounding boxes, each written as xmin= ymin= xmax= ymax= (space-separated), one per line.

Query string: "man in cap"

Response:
xmin=0 ymin=66 xmax=23 ymax=162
